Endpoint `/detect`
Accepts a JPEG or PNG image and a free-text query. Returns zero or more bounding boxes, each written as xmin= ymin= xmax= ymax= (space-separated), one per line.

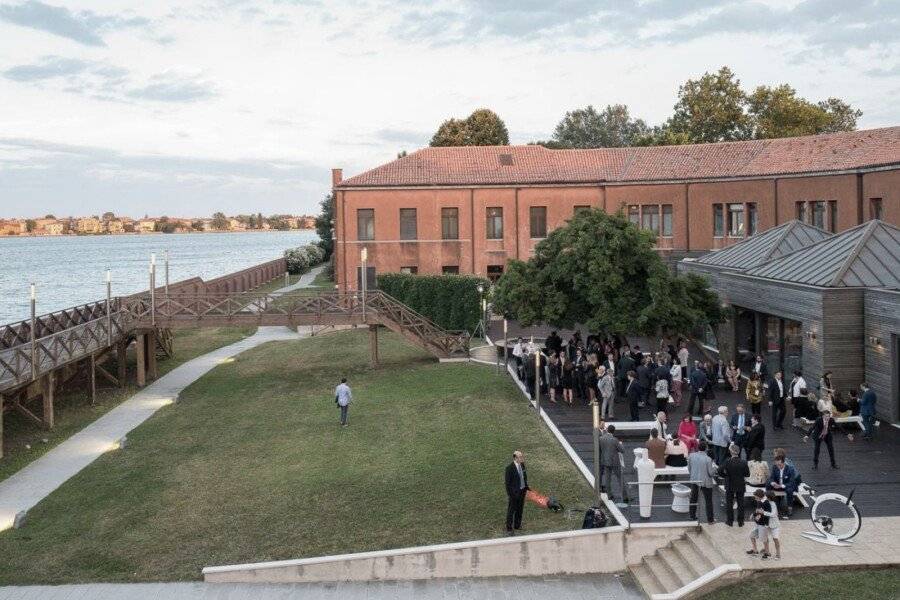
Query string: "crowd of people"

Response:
xmin=508 ymin=331 xmax=881 ymax=551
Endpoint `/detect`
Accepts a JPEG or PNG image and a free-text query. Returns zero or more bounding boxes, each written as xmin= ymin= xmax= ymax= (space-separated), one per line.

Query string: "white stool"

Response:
xmin=671 ymin=483 xmax=691 ymax=514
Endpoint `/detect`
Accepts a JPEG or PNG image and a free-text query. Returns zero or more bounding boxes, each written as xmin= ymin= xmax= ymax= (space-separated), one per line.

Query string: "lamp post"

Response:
xmin=30 ymin=283 xmax=37 ymax=380
xmin=150 ymin=253 xmax=156 ymax=327
xmin=163 ymin=250 xmax=169 ymax=298
xmin=592 ymin=401 xmax=602 ymax=502
xmin=106 ymin=269 xmax=112 ymax=346
xmin=360 ymin=247 xmax=368 ymax=322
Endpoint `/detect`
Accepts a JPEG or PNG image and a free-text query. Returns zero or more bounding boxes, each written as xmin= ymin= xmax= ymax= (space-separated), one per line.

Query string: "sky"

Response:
xmin=0 ymin=0 xmax=898 ymax=218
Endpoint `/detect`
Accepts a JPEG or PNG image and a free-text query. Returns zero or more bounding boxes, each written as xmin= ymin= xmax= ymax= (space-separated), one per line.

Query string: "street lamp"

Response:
xmin=150 ymin=253 xmax=156 ymax=327
xmin=30 ymin=283 xmax=37 ymax=379
xmin=106 ymin=269 xmax=112 ymax=345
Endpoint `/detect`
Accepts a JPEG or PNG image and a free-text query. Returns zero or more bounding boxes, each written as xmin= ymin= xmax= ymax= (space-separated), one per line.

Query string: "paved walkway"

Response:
xmin=0 ymin=574 xmax=643 ymax=600
xmin=0 ymin=266 xmax=326 ymax=531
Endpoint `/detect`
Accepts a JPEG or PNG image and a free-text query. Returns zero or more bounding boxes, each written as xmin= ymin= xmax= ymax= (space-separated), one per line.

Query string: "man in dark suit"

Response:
xmin=617 ymin=350 xmax=635 ymax=400
xmin=744 ymin=414 xmax=765 ymax=460
xmin=718 ymin=444 xmax=750 ymax=527
xmin=768 ymin=455 xmax=799 ymax=517
xmin=636 ymin=357 xmax=652 ymax=406
xmin=688 ymin=364 xmax=709 ymax=417
xmin=729 ymin=404 xmax=750 ymax=452
xmin=504 ymin=450 xmax=529 ymax=533
xmin=805 ymin=410 xmax=839 ymax=470
xmin=625 ymin=371 xmax=641 ymax=421
xmin=546 ymin=331 xmax=562 ymax=356
xmin=768 ymin=371 xmax=787 ymax=430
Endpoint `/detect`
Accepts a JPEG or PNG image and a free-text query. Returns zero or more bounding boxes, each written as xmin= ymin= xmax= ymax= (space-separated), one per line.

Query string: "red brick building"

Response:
xmin=332 ymin=127 xmax=900 ymax=291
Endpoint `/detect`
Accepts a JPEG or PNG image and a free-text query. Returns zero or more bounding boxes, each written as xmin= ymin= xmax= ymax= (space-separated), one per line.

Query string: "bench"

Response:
xmin=606 ymin=421 xmax=657 ymax=433
xmin=655 ymin=466 xmax=689 ymax=477
xmin=719 ymin=481 xmax=812 ymax=509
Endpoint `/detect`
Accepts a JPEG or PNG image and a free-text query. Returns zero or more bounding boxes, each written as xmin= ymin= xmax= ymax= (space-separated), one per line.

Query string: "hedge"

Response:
xmin=284 ymin=244 xmax=326 ymax=274
xmin=376 ymin=273 xmax=489 ymax=333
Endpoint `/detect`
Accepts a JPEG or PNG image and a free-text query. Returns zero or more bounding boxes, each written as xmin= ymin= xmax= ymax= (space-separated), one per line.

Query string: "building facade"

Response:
xmin=332 ymin=128 xmax=900 ymax=291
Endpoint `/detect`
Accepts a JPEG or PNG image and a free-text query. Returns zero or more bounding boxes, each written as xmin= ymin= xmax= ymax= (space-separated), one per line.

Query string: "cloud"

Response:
xmin=3 ymin=55 xmax=88 ymax=81
xmin=866 ymin=64 xmax=900 ymax=78
xmin=125 ymin=72 xmax=217 ymax=103
xmin=0 ymin=1 xmax=150 ymax=46
xmin=373 ymin=128 xmax=429 ymax=146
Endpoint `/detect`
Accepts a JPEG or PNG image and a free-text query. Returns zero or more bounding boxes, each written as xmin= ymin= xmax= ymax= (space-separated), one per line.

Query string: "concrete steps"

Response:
xmin=630 ymin=529 xmax=738 ymax=599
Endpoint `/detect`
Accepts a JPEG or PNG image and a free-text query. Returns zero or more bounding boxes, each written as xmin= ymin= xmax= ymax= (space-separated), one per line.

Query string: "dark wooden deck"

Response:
xmin=487 ymin=321 xmax=900 ymax=523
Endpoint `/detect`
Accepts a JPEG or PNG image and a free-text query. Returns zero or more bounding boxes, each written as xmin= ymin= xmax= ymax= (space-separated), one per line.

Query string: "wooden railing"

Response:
xmin=0 ymin=299 xmax=115 ymax=351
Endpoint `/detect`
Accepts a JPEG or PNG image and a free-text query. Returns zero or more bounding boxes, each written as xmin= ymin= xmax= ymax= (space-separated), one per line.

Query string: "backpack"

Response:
xmin=582 ymin=507 xmax=608 ymax=529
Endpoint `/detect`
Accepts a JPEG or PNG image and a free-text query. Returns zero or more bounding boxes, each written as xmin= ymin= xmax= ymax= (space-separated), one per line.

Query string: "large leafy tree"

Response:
xmin=816 ymin=97 xmax=862 ymax=133
xmin=667 ymin=66 xmax=751 ymax=143
xmin=748 ymin=84 xmax=834 ymax=139
xmin=430 ymin=109 xmax=509 ymax=146
xmin=315 ymin=192 xmax=334 ymax=258
xmin=492 ymin=209 xmax=722 ymax=336
xmin=552 ymin=104 xmax=650 ymax=148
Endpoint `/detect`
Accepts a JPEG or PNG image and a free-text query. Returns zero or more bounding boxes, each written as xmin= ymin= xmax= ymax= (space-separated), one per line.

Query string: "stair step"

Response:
xmin=687 ymin=530 xmax=728 ymax=566
xmin=673 ymin=538 xmax=714 ymax=574
xmin=630 ymin=563 xmax=663 ymax=598
xmin=645 ymin=553 xmax=681 ymax=593
xmin=658 ymin=545 xmax=697 ymax=588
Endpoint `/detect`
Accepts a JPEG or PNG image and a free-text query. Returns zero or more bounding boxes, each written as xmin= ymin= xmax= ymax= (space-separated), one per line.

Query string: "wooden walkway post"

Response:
xmin=117 ymin=340 xmax=127 ymax=388
xmin=90 ymin=354 xmax=97 ymax=405
xmin=41 ymin=371 xmax=54 ymax=429
xmin=136 ymin=333 xmax=146 ymax=387
xmin=0 ymin=395 xmax=4 ymax=459
xmin=148 ymin=332 xmax=158 ymax=380
xmin=369 ymin=324 xmax=379 ymax=368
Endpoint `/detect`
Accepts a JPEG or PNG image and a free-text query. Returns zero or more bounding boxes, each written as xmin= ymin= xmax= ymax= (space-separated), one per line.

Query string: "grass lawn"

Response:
xmin=0 ymin=326 xmax=255 ymax=482
xmin=0 ymin=328 xmax=593 ymax=584
xmin=308 ymin=267 xmax=334 ymax=289
xmin=703 ymin=568 xmax=900 ymax=599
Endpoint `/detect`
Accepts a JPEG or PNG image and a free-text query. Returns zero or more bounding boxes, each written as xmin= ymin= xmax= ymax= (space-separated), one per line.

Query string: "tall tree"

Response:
xmin=552 ymin=104 xmax=650 ymax=148
xmin=667 ymin=66 xmax=751 ymax=143
xmin=211 ymin=212 xmax=229 ymax=230
xmin=817 ymin=97 xmax=862 ymax=133
xmin=491 ymin=209 xmax=722 ymax=336
xmin=748 ymin=84 xmax=833 ymax=139
xmin=315 ymin=193 xmax=335 ymax=258
xmin=429 ymin=109 xmax=509 ymax=146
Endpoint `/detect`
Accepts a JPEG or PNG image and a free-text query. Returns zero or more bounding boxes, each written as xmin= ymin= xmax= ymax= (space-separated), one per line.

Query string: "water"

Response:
xmin=0 ymin=231 xmax=318 ymax=325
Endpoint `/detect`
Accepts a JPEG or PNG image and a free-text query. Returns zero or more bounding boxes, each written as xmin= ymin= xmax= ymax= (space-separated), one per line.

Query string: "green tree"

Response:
xmin=101 ymin=211 xmax=115 ymax=221
xmin=491 ymin=209 xmax=722 ymax=336
xmin=191 ymin=220 xmax=205 ymax=231
xmin=315 ymin=193 xmax=334 ymax=258
xmin=397 ymin=150 xmax=408 ymax=158
xmin=257 ymin=212 xmax=264 ymax=229
xmin=248 ymin=214 xmax=257 ymax=229
xmin=211 ymin=212 xmax=229 ymax=230
xmin=817 ymin=97 xmax=862 ymax=133
xmin=44 ymin=214 xmax=56 ymax=219
xmin=667 ymin=66 xmax=751 ymax=143
xmin=430 ymin=109 xmax=509 ymax=146
xmin=25 ymin=219 xmax=36 ymax=233
xmin=528 ymin=140 xmax=573 ymax=149
xmin=748 ymin=84 xmax=833 ymax=139
xmin=552 ymin=104 xmax=650 ymax=148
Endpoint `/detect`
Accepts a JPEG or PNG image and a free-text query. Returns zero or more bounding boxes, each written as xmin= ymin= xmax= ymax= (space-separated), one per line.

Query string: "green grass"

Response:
xmin=702 ymin=568 xmax=900 ymax=599
xmin=0 ymin=326 xmax=255 ymax=482
xmin=0 ymin=329 xmax=592 ymax=584
xmin=308 ymin=267 xmax=334 ymax=289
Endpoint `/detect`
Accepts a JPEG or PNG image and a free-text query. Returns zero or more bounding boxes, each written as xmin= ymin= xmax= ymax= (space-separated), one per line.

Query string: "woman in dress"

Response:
xmin=725 ymin=360 xmax=742 ymax=392
xmin=677 ymin=412 xmax=699 ymax=452
xmin=746 ymin=372 xmax=763 ymax=417
xmin=561 ymin=356 xmax=575 ymax=406
xmin=547 ymin=353 xmax=562 ymax=404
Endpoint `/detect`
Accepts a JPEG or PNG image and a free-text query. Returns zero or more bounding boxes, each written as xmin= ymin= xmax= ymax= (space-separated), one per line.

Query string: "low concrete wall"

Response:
xmin=203 ymin=524 xmax=689 ymax=584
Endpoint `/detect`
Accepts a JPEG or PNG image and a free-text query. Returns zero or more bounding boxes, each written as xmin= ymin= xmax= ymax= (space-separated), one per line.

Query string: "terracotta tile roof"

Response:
xmin=337 ymin=127 xmax=900 ymax=188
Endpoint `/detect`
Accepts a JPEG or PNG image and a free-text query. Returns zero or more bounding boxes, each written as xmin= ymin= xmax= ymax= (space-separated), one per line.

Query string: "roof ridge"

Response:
xmin=759 ymin=221 xmax=796 ymax=263
xmin=828 ymin=220 xmax=883 ymax=286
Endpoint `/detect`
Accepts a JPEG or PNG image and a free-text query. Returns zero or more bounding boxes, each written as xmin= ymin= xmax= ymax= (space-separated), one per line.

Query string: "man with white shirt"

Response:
xmin=790 ymin=370 xmax=809 ymax=426
xmin=751 ymin=355 xmax=768 ymax=382
xmin=504 ymin=450 xmax=529 ymax=534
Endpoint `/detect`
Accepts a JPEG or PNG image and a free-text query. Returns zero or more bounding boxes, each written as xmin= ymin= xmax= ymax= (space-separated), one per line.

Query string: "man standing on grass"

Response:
xmin=504 ymin=450 xmax=529 ymax=534
xmin=335 ymin=377 xmax=352 ymax=427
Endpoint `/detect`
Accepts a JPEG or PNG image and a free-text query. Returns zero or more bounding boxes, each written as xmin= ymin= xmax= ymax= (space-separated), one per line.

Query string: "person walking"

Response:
xmin=688 ymin=441 xmax=718 ymax=524
xmin=670 ymin=360 xmax=683 ymax=407
xmin=719 ymin=444 xmax=750 ymax=527
xmin=597 ymin=365 xmax=616 ymax=420
xmin=335 ymin=377 xmax=352 ymax=427
xmin=768 ymin=371 xmax=787 ymax=430
xmin=599 ymin=425 xmax=628 ymax=503
xmin=804 ymin=410 xmax=839 ymax=469
xmin=859 ymin=383 xmax=877 ymax=441
xmin=711 ymin=406 xmax=732 ymax=465
xmin=504 ymin=451 xmax=529 ymax=534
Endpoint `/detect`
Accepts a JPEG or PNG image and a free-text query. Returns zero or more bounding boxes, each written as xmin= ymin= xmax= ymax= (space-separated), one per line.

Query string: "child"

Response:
xmin=763 ymin=490 xmax=782 ymax=559
xmin=747 ymin=489 xmax=781 ymax=560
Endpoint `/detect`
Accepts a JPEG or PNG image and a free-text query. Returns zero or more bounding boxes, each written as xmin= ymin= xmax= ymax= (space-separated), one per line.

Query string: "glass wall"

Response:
xmin=734 ymin=306 xmax=803 ymax=377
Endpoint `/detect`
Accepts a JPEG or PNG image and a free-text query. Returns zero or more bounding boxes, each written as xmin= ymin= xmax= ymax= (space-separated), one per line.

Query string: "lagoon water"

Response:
xmin=0 ymin=231 xmax=318 ymax=325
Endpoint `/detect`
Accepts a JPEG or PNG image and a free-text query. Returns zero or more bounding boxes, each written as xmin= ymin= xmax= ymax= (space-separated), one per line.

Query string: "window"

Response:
xmin=628 ymin=205 xmax=640 ymax=226
xmin=796 ymin=201 xmax=807 ymax=223
xmin=487 ymin=265 xmax=504 ymax=282
xmin=747 ymin=203 xmax=758 ymax=236
xmin=399 ymin=208 xmax=417 ymax=240
xmin=400 ymin=266 xmax=418 ymax=275
xmin=486 ymin=207 xmax=503 ymax=239
xmin=529 ymin=206 xmax=547 ymax=238
xmin=870 ymin=198 xmax=883 ymax=221
xmin=661 ymin=204 xmax=673 ymax=236
xmin=574 ymin=205 xmax=591 ymax=215
xmin=727 ymin=203 xmax=744 ymax=236
xmin=828 ymin=201 xmax=837 ymax=233
xmin=811 ymin=201 xmax=826 ymax=230
xmin=357 ymin=208 xmax=374 ymax=241
xmin=442 ymin=266 xmax=459 ymax=274
xmin=641 ymin=204 xmax=660 ymax=233
xmin=713 ymin=204 xmax=724 ymax=237
xmin=441 ymin=207 xmax=459 ymax=240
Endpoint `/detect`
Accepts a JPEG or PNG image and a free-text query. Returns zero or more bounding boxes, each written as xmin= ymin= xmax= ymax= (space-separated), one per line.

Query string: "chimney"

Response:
xmin=331 ymin=168 xmax=343 ymax=187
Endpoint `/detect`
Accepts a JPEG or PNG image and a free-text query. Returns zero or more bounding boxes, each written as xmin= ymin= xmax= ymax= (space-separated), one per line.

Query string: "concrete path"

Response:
xmin=272 ymin=264 xmax=326 ymax=294
xmin=0 ymin=267 xmax=326 ymax=531
xmin=0 ymin=574 xmax=644 ymax=600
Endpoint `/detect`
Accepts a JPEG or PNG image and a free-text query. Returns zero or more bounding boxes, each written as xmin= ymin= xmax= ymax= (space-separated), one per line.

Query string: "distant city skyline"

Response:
xmin=1 ymin=0 xmax=899 ymax=216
